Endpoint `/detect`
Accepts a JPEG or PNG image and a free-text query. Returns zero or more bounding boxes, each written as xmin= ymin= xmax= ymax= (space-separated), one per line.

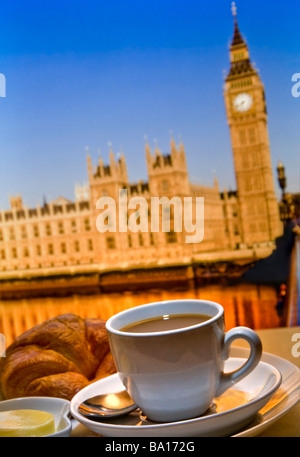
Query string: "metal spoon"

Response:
xmin=78 ymin=390 xmax=138 ymax=419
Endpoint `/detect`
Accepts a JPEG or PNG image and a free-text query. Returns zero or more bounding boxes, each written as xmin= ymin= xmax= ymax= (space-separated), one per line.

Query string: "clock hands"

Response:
xmin=233 ymin=93 xmax=253 ymax=112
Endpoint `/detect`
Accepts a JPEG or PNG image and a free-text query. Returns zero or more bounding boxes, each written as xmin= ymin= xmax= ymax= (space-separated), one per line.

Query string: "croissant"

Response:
xmin=0 ymin=313 xmax=116 ymax=401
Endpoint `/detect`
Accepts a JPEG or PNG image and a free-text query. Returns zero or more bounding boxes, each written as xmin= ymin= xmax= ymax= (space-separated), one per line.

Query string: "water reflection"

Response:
xmin=0 ymin=282 xmax=282 ymax=347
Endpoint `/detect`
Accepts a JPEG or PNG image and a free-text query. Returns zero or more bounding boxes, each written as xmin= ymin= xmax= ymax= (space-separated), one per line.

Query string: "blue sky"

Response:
xmin=0 ymin=0 xmax=299 ymax=209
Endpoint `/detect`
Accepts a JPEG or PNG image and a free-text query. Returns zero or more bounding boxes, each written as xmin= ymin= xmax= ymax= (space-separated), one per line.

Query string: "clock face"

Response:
xmin=233 ymin=93 xmax=253 ymax=112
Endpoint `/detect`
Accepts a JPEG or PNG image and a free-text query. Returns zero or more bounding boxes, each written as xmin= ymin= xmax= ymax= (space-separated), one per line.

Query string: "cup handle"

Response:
xmin=216 ymin=326 xmax=262 ymax=397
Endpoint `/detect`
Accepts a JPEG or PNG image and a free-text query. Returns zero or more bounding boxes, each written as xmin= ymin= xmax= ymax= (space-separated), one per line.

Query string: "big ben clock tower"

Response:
xmin=224 ymin=3 xmax=282 ymax=246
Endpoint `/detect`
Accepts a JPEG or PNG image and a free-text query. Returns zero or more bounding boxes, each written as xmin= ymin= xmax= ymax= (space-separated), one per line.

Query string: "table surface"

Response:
xmin=71 ymin=326 xmax=300 ymax=438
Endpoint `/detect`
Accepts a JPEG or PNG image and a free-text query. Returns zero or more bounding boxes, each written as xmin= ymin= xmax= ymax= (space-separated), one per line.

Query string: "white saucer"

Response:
xmin=230 ymin=347 xmax=300 ymax=437
xmin=70 ymin=354 xmax=285 ymax=437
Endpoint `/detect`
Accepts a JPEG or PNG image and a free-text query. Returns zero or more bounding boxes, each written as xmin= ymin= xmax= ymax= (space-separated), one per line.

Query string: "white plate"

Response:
xmin=70 ymin=356 xmax=283 ymax=437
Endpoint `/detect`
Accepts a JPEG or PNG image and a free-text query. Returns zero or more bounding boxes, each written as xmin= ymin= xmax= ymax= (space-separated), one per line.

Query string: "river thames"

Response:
xmin=0 ymin=281 xmax=284 ymax=347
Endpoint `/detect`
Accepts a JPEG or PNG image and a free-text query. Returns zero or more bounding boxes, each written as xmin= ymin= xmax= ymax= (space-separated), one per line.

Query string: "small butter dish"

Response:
xmin=0 ymin=396 xmax=71 ymax=437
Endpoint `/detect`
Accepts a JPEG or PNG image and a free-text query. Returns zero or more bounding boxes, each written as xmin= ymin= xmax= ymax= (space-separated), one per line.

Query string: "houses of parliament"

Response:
xmin=0 ymin=12 xmax=283 ymax=282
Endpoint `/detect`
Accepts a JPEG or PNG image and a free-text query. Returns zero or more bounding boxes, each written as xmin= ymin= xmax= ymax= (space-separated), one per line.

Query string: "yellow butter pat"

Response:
xmin=0 ymin=409 xmax=55 ymax=437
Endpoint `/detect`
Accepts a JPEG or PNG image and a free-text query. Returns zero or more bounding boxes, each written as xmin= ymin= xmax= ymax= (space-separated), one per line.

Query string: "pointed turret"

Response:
xmin=118 ymin=148 xmax=128 ymax=182
xmin=108 ymin=142 xmax=115 ymax=164
xmin=212 ymin=169 xmax=219 ymax=191
xmin=154 ymin=138 xmax=160 ymax=157
xmin=99 ymin=151 xmax=105 ymax=176
xmin=226 ymin=2 xmax=256 ymax=81
xmin=144 ymin=135 xmax=151 ymax=159
xmin=179 ymin=138 xmax=185 ymax=156
xmin=231 ymin=18 xmax=245 ymax=46
xmin=170 ymin=134 xmax=177 ymax=157
xmin=107 ymin=142 xmax=116 ymax=177
xmin=86 ymin=146 xmax=93 ymax=180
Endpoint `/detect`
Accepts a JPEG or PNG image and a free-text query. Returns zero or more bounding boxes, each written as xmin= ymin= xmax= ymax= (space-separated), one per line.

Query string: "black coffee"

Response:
xmin=120 ymin=313 xmax=211 ymax=333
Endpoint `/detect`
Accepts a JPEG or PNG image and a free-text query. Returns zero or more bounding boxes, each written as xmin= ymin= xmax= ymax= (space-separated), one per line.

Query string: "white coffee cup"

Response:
xmin=106 ymin=299 xmax=262 ymax=422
